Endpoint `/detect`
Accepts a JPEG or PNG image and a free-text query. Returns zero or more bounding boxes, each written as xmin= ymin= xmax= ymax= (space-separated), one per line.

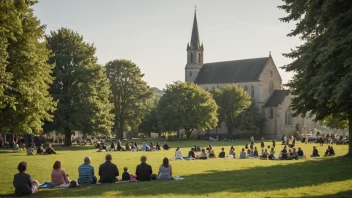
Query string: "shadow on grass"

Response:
xmin=306 ymin=190 xmax=352 ymax=198
xmin=0 ymin=156 xmax=347 ymax=197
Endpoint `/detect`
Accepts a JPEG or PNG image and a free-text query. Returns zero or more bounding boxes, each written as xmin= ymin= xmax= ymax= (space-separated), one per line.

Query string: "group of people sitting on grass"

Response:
xmin=22 ymin=143 xmax=57 ymax=155
xmin=13 ymin=154 xmax=174 ymax=196
xmin=97 ymin=141 xmax=171 ymax=152
xmin=172 ymin=142 xmax=335 ymax=161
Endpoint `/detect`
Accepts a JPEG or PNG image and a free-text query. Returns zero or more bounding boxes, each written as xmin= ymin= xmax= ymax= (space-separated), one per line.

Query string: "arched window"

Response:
xmin=251 ymin=85 xmax=254 ymax=98
xmin=189 ymin=71 xmax=192 ymax=77
xmin=269 ymin=108 xmax=273 ymax=119
xmin=244 ymin=85 xmax=248 ymax=92
xmin=269 ymin=81 xmax=274 ymax=93
xmin=270 ymin=70 xmax=273 ymax=77
xmin=198 ymin=53 xmax=201 ymax=63
xmin=285 ymin=109 xmax=292 ymax=125
xmin=190 ymin=52 xmax=193 ymax=63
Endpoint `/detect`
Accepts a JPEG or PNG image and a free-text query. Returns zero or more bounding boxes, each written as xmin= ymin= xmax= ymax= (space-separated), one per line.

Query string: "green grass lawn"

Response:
xmin=0 ymin=140 xmax=352 ymax=198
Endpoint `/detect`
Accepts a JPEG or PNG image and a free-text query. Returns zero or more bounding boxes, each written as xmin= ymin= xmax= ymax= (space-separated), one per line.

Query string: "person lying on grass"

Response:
xmin=51 ymin=160 xmax=70 ymax=187
xmin=46 ymin=144 xmax=57 ymax=155
xmin=157 ymin=157 xmax=172 ymax=180
xmin=13 ymin=161 xmax=39 ymax=196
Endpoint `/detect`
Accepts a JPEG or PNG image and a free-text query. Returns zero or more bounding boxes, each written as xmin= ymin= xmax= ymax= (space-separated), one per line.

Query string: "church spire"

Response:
xmin=190 ymin=7 xmax=200 ymax=49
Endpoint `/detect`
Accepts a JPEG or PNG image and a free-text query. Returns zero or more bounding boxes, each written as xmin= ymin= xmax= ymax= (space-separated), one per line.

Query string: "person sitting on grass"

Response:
xmin=245 ymin=144 xmax=248 ymax=149
xmin=122 ymin=167 xmax=131 ymax=181
xmin=125 ymin=142 xmax=131 ymax=151
xmin=78 ymin=156 xmax=96 ymax=185
xmin=280 ymin=146 xmax=288 ymax=160
xmin=157 ymin=157 xmax=172 ymax=180
xmin=240 ymin=148 xmax=247 ymax=159
xmin=253 ymin=147 xmax=259 ymax=158
xmin=136 ymin=156 xmax=153 ymax=181
xmin=261 ymin=149 xmax=269 ymax=159
xmin=269 ymin=147 xmax=276 ymax=160
xmin=175 ymin=146 xmax=183 ymax=160
xmin=289 ymin=148 xmax=298 ymax=160
xmin=311 ymin=146 xmax=320 ymax=157
xmin=134 ymin=142 xmax=140 ymax=151
xmin=26 ymin=147 xmax=34 ymax=156
xmin=98 ymin=154 xmax=119 ymax=183
xmin=45 ymin=144 xmax=57 ymax=155
xmin=156 ymin=142 xmax=161 ymax=151
xmin=13 ymin=161 xmax=39 ymax=196
xmin=246 ymin=149 xmax=251 ymax=156
xmin=163 ymin=142 xmax=171 ymax=150
xmin=324 ymin=145 xmax=335 ymax=156
xmin=197 ymin=149 xmax=208 ymax=159
xmin=51 ymin=160 xmax=70 ymax=187
xmin=110 ymin=141 xmax=115 ymax=151
xmin=149 ymin=142 xmax=154 ymax=151
xmin=187 ymin=148 xmax=196 ymax=159
xmin=209 ymin=150 xmax=216 ymax=158
xmin=297 ymin=147 xmax=306 ymax=159
xmin=36 ymin=144 xmax=45 ymax=155
xmin=218 ymin=148 xmax=226 ymax=158
xmin=229 ymin=146 xmax=235 ymax=156
xmin=142 ymin=142 xmax=149 ymax=151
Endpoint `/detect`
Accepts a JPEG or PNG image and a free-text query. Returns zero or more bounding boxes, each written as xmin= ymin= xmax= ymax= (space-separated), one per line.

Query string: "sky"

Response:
xmin=33 ymin=0 xmax=302 ymax=89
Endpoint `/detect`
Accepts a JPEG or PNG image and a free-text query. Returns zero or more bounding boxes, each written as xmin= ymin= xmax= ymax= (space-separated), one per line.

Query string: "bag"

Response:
xmin=69 ymin=180 xmax=78 ymax=188
xmin=151 ymin=174 xmax=157 ymax=180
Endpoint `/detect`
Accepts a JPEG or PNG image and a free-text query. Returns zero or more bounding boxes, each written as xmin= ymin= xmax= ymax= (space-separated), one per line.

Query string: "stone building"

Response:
xmin=185 ymin=10 xmax=305 ymax=138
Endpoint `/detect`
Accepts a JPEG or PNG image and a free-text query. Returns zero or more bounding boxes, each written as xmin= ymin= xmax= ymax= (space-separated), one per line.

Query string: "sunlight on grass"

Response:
xmin=0 ymin=140 xmax=351 ymax=197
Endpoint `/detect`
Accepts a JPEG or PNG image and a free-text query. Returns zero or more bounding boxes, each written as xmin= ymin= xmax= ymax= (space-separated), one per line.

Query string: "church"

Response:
xmin=184 ymin=10 xmax=306 ymax=138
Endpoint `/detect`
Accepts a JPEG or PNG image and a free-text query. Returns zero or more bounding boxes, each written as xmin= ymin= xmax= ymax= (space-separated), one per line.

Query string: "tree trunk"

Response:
xmin=347 ymin=112 xmax=352 ymax=157
xmin=64 ymin=127 xmax=72 ymax=146
xmin=186 ymin=129 xmax=192 ymax=138
xmin=118 ymin=120 xmax=124 ymax=140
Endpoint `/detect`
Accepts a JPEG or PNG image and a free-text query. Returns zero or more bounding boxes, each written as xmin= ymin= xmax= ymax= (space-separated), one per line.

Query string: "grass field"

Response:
xmin=0 ymin=140 xmax=351 ymax=198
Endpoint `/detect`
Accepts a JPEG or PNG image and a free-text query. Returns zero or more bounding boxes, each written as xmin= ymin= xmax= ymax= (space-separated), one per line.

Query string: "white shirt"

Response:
xmin=175 ymin=150 xmax=183 ymax=159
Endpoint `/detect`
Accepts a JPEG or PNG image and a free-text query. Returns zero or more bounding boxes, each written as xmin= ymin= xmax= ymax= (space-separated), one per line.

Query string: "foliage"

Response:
xmin=105 ymin=59 xmax=152 ymax=140
xmin=0 ymin=0 xmax=56 ymax=134
xmin=157 ymin=81 xmax=218 ymax=138
xmin=279 ymin=0 xmax=352 ymax=156
xmin=216 ymin=85 xmax=252 ymax=138
xmin=138 ymin=89 xmax=161 ymax=136
xmin=45 ymin=28 xmax=113 ymax=145
xmin=319 ymin=114 xmax=348 ymax=131
xmin=236 ymin=100 xmax=265 ymax=133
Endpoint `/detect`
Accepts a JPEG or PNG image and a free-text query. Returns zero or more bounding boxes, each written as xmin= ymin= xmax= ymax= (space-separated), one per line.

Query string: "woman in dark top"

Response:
xmin=13 ymin=162 xmax=39 ymax=196
xmin=281 ymin=146 xmax=288 ymax=159
xmin=311 ymin=146 xmax=320 ymax=157
xmin=156 ymin=142 xmax=161 ymax=151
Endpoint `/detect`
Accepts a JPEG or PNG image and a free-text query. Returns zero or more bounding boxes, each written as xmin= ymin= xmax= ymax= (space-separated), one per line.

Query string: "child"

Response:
xmin=122 ymin=167 xmax=131 ymax=181
xmin=13 ymin=161 xmax=39 ymax=196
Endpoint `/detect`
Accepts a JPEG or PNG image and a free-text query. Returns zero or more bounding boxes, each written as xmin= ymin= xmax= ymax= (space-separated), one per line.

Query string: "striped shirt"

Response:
xmin=78 ymin=163 xmax=94 ymax=185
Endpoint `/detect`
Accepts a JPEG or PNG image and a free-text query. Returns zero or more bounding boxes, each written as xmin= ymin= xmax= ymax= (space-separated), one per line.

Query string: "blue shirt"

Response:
xmin=78 ymin=163 xmax=94 ymax=185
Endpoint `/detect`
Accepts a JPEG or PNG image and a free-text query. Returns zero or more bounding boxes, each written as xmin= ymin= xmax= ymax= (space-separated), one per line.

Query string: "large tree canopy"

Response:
xmin=105 ymin=59 xmax=152 ymax=140
xmin=216 ymin=85 xmax=252 ymax=138
xmin=157 ymin=82 xmax=218 ymax=138
xmin=279 ymin=0 xmax=352 ymax=156
xmin=45 ymin=28 xmax=113 ymax=146
xmin=0 ymin=0 xmax=56 ymax=134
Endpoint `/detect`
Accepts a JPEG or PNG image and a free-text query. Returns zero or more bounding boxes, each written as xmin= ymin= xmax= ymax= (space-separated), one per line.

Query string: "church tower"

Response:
xmin=185 ymin=9 xmax=204 ymax=83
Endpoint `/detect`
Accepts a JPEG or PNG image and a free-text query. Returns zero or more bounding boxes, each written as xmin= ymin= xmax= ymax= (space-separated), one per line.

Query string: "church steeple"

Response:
xmin=190 ymin=9 xmax=201 ymax=49
xmin=185 ymin=7 xmax=204 ymax=83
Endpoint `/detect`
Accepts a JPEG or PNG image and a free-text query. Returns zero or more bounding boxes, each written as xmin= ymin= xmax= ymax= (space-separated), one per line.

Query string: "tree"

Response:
xmin=279 ymin=0 xmax=352 ymax=156
xmin=217 ymin=85 xmax=251 ymax=138
xmin=210 ymin=88 xmax=224 ymax=135
xmin=319 ymin=114 xmax=348 ymax=131
xmin=138 ymin=88 xmax=161 ymax=137
xmin=105 ymin=59 xmax=152 ymax=140
xmin=0 ymin=0 xmax=56 ymax=135
xmin=157 ymin=81 xmax=218 ymax=138
xmin=45 ymin=28 xmax=113 ymax=146
xmin=236 ymin=101 xmax=265 ymax=134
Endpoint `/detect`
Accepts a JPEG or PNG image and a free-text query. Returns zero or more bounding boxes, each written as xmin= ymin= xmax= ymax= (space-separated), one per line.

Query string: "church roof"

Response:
xmin=190 ymin=11 xmax=200 ymax=49
xmin=265 ymin=90 xmax=290 ymax=107
xmin=194 ymin=57 xmax=269 ymax=84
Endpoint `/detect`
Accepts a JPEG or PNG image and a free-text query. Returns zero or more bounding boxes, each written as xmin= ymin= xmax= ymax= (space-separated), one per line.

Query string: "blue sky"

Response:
xmin=33 ymin=0 xmax=301 ymax=89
